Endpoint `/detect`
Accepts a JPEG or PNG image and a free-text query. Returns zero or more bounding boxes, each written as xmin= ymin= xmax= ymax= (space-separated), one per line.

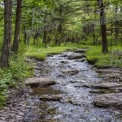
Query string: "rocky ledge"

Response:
xmin=25 ymin=77 xmax=56 ymax=87
xmin=94 ymin=93 xmax=122 ymax=110
xmin=0 ymin=82 xmax=40 ymax=122
xmin=93 ymin=67 xmax=122 ymax=110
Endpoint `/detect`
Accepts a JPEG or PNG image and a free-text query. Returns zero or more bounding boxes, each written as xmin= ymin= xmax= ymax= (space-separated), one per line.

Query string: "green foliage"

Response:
xmin=0 ymin=54 xmax=32 ymax=108
xmin=86 ymin=46 xmax=122 ymax=67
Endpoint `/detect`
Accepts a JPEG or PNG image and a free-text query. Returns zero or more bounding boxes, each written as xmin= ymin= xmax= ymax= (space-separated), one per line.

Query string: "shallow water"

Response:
xmin=31 ymin=52 xmax=122 ymax=122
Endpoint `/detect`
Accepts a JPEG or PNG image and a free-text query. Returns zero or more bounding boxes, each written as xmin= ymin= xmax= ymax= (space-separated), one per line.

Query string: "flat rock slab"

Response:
xmin=101 ymin=73 xmax=121 ymax=78
xmin=91 ymin=83 xmax=122 ymax=89
xmin=94 ymin=93 xmax=122 ymax=110
xmin=74 ymin=49 xmax=88 ymax=53
xmin=25 ymin=77 xmax=55 ymax=86
xmin=39 ymin=95 xmax=62 ymax=101
xmin=61 ymin=69 xmax=79 ymax=75
xmin=67 ymin=53 xmax=85 ymax=60
xmin=96 ymin=69 xmax=121 ymax=74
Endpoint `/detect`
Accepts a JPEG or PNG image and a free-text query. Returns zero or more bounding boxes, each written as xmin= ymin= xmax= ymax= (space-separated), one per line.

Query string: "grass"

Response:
xmin=24 ymin=42 xmax=122 ymax=68
xmin=24 ymin=43 xmax=86 ymax=60
xmin=86 ymin=45 xmax=122 ymax=67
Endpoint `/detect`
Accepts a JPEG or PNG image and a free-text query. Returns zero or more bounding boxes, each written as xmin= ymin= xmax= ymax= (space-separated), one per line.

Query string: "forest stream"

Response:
xmin=25 ymin=49 xmax=122 ymax=122
xmin=0 ymin=49 xmax=122 ymax=122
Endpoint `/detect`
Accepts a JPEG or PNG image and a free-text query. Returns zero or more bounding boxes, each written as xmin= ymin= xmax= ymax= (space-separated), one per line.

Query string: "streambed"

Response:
xmin=30 ymin=51 xmax=122 ymax=122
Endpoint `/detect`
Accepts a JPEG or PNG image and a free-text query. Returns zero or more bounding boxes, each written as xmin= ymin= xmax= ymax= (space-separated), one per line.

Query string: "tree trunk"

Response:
xmin=0 ymin=0 xmax=12 ymax=68
xmin=13 ymin=0 xmax=22 ymax=54
xmin=97 ymin=0 xmax=108 ymax=53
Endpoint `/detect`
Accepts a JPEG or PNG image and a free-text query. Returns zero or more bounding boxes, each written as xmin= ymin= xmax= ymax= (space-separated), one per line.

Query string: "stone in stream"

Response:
xmin=39 ymin=95 xmax=62 ymax=102
xmin=89 ymin=89 xmax=116 ymax=94
xmin=70 ymin=80 xmax=85 ymax=83
xmin=25 ymin=77 xmax=55 ymax=87
xmin=74 ymin=49 xmax=88 ymax=53
xmin=60 ymin=60 xmax=68 ymax=64
xmin=60 ymin=54 xmax=68 ymax=57
xmin=61 ymin=69 xmax=79 ymax=75
xmin=96 ymin=69 xmax=121 ymax=74
xmin=101 ymin=73 xmax=121 ymax=79
xmin=91 ymin=82 xmax=122 ymax=89
xmin=94 ymin=93 xmax=122 ymax=110
xmin=67 ymin=53 xmax=86 ymax=60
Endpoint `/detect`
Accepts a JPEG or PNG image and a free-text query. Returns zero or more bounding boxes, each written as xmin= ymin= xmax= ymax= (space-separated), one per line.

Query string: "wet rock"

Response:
xmin=74 ymin=85 xmax=83 ymax=88
xmin=25 ymin=77 xmax=55 ymax=87
xmin=61 ymin=69 xmax=79 ymax=75
xmin=89 ymin=89 xmax=107 ymax=94
xmin=96 ymin=69 xmax=121 ymax=74
xmin=91 ymin=83 xmax=122 ymax=89
xmin=74 ymin=49 xmax=88 ymax=53
xmin=33 ymin=70 xmax=41 ymax=77
xmin=39 ymin=95 xmax=62 ymax=101
xmin=60 ymin=61 xmax=68 ymax=64
xmin=67 ymin=53 xmax=85 ymax=60
xmin=75 ymin=58 xmax=86 ymax=62
xmin=80 ymin=58 xmax=86 ymax=62
xmin=57 ymin=74 xmax=66 ymax=78
xmin=69 ymin=80 xmax=86 ymax=84
xmin=89 ymin=89 xmax=116 ymax=94
xmin=101 ymin=73 xmax=121 ymax=79
xmin=82 ymin=83 xmax=91 ymax=88
xmin=94 ymin=93 xmax=122 ymax=110
xmin=60 ymin=54 xmax=68 ymax=57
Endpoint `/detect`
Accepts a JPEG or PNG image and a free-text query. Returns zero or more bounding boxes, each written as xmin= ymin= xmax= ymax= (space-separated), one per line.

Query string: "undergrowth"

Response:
xmin=86 ymin=46 xmax=122 ymax=67
xmin=0 ymin=54 xmax=32 ymax=108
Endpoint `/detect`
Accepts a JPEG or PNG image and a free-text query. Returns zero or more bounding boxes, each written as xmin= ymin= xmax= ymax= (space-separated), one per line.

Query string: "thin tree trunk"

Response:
xmin=0 ymin=0 xmax=12 ymax=68
xmin=97 ymin=0 xmax=108 ymax=53
xmin=13 ymin=0 xmax=22 ymax=54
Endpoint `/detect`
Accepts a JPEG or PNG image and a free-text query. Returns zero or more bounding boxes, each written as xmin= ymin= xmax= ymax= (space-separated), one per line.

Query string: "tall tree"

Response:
xmin=97 ymin=0 xmax=108 ymax=53
xmin=0 ymin=0 xmax=12 ymax=68
xmin=13 ymin=0 xmax=23 ymax=54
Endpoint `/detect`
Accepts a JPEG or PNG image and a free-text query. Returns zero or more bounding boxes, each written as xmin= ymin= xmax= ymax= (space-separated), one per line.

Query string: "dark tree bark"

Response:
xmin=13 ymin=0 xmax=23 ymax=54
xmin=97 ymin=0 xmax=108 ymax=53
xmin=0 ymin=0 xmax=12 ymax=68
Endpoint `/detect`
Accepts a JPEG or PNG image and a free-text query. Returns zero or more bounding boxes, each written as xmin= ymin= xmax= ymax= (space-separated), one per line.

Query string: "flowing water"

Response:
xmin=31 ymin=51 xmax=122 ymax=122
